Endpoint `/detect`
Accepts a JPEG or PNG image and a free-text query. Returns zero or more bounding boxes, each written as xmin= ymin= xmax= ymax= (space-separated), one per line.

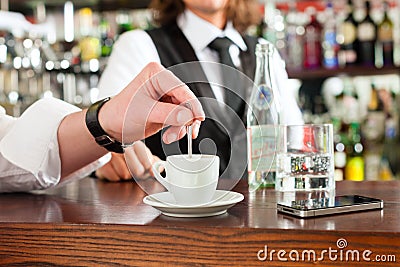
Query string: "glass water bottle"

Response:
xmin=247 ymin=43 xmax=281 ymax=190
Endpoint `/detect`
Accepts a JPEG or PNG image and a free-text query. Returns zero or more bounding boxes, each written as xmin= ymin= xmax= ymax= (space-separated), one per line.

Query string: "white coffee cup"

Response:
xmin=152 ymin=154 xmax=220 ymax=206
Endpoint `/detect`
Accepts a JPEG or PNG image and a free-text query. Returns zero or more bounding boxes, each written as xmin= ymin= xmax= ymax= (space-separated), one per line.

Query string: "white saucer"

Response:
xmin=143 ymin=190 xmax=244 ymax=218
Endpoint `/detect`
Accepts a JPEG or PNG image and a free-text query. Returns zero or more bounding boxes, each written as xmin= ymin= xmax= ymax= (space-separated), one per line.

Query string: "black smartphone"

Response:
xmin=277 ymin=195 xmax=384 ymax=218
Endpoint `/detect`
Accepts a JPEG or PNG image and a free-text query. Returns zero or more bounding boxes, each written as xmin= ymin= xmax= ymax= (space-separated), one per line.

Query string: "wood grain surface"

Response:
xmin=0 ymin=178 xmax=399 ymax=266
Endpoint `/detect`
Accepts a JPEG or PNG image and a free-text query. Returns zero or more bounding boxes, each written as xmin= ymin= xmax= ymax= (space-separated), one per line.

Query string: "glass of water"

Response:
xmin=275 ymin=124 xmax=335 ymax=192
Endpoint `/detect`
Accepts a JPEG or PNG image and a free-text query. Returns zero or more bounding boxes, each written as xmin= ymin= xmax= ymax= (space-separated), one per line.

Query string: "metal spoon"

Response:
xmin=187 ymin=124 xmax=193 ymax=158
xmin=184 ymin=102 xmax=193 ymax=158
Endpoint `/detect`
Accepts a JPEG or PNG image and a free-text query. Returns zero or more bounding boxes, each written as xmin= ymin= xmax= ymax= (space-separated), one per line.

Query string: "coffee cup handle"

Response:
xmin=152 ymin=161 xmax=169 ymax=189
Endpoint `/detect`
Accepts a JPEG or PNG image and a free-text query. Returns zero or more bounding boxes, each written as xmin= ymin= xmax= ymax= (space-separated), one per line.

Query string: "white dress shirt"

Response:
xmin=97 ymin=10 xmax=303 ymax=125
xmin=0 ymin=97 xmax=110 ymax=193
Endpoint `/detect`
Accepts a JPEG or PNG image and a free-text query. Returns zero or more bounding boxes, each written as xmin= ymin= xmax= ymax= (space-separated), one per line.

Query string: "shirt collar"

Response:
xmin=177 ymin=9 xmax=247 ymax=53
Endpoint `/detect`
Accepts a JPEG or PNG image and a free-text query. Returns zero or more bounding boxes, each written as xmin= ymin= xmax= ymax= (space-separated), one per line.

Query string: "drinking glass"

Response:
xmin=275 ymin=124 xmax=335 ymax=192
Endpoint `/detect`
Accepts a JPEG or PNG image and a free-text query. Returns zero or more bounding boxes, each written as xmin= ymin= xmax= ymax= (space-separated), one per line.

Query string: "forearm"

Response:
xmin=57 ymin=109 xmax=108 ymax=179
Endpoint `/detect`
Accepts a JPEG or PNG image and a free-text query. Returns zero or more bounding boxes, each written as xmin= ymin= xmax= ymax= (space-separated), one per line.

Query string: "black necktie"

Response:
xmin=208 ymin=37 xmax=245 ymax=114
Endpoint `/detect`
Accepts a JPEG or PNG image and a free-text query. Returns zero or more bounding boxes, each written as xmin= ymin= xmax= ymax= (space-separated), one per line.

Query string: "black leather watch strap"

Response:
xmin=85 ymin=97 xmax=124 ymax=154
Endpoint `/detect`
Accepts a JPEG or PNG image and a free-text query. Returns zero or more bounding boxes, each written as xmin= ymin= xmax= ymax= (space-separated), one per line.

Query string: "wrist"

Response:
xmin=85 ymin=98 xmax=124 ymax=154
xmin=97 ymin=100 xmax=121 ymax=141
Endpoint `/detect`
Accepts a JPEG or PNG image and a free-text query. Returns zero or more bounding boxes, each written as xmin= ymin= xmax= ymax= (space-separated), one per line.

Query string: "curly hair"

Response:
xmin=149 ymin=0 xmax=262 ymax=33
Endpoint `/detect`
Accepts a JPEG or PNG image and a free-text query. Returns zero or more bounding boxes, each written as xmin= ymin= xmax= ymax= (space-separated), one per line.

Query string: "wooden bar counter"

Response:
xmin=0 ymin=178 xmax=399 ymax=266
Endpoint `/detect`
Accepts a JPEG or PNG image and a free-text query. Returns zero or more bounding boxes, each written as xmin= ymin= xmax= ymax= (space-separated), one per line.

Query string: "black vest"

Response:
xmin=145 ymin=23 xmax=258 ymax=178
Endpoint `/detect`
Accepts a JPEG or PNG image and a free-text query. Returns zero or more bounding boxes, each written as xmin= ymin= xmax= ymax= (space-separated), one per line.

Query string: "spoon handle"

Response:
xmin=187 ymin=125 xmax=193 ymax=158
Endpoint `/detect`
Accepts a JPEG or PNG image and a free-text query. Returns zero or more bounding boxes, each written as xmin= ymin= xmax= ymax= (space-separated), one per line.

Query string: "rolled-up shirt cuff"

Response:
xmin=0 ymin=97 xmax=110 ymax=190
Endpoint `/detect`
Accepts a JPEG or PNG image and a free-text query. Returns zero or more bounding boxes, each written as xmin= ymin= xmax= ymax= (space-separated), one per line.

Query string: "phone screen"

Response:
xmin=290 ymin=195 xmax=381 ymax=210
xmin=277 ymin=195 xmax=384 ymax=217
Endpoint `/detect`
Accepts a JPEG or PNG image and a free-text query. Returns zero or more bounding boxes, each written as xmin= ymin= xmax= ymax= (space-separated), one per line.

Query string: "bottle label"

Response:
xmin=324 ymin=31 xmax=336 ymax=45
xmin=334 ymin=169 xmax=344 ymax=181
xmin=247 ymin=125 xmax=278 ymax=172
xmin=364 ymin=153 xmax=380 ymax=181
xmin=334 ymin=151 xmax=346 ymax=168
xmin=305 ymin=28 xmax=320 ymax=42
xmin=80 ymin=37 xmax=101 ymax=61
xmin=344 ymin=50 xmax=357 ymax=64
xmin=358 ymin=23 xmax=376 ymax=41
xmin=255 ymin=84 xmax=273 ymax=110
xmin=342 ymin=22 xmax=356 ymax=44
xmin=323 ymin=31 xmax=339 ymax=68
xmin=378 ymin=24 xmax=393 ymax=42
xmin=345 ymin=156 xmax=364 ymax=181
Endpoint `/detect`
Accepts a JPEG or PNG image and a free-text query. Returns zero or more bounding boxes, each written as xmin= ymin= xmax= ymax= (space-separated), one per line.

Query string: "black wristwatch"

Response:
xmin=85 ymin=97 xmax=124 ymax=154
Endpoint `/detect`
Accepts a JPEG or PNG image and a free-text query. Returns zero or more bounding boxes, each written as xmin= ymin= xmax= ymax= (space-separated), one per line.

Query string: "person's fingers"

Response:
xmin=95 ymin=163 xmax=122 ymax=182
xmin=162 ymin=126 xmax=187 ymax=144
xmin=95 ymin=153 xmax=130 ymax=182
xmin=147 ymin=101 xmax=196 ymax=126
xmin=124 ymin=146 xmax=146 ymax=177
xmin=108 ymin=62 xmax=204 ymax=144
xmin=108 ymin=153 xmax=131 ymax=180
xmin=161 ymin=119 xmax=202 ymax=143
xmin=133 ymin=141 xmax=154 ymax=174
xmin=192 ymin=120 xmax=201 ymax=138
xmin=149 ymin=68 xmax=205 ymax=121
xmin=149 ymin=67 xmax=191 ymax=96
xmin=128 ymin=62 xmax=166 ymax=94
xmin=168 ymin=93 xmax=205 ymax=122
xmin=141 ymin=123 xmax=163 ymax=140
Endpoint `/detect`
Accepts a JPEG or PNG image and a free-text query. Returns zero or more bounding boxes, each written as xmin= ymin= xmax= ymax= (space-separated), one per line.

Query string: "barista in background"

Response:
xmin=96 ymin=0 xmax=303 ymax=181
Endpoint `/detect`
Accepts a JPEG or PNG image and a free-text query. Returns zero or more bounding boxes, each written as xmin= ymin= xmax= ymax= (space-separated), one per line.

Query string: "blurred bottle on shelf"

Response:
xmin=303 ymin=7 xmax=322 ymax=69
xmin=259 ymin=0 xmax=400 ymax=71
xmin=285 ymin=0 xmax=304 ymax=70
xmin=322 ymin=1 xmax=339 ymax=69
xmin=116 ymin=11 xmax=134 ymax=38
xmin=379 ymin=116 xmax=397 ymax=180
xmin=338 ymin=0 xmax=358 ymax=66
xmin=345 ymin=121 xmax=365 ymax=181
xmin=368 ymin=83 xmax=384 ymax=112
xmin=78 ymin=8 xmax=101 ymax=63
xmin=0 ymin=34 xmax=9 ymax=66
xmin=0 ymin=8 xmax=164 ymax=111
xmin=0 ymin=32 xmax=14 ymax=67
xmin=328 ymin=76 xmax=371 ymax=181
xmin=333 ymin=117 xmax=347 ymax=181
xmin=376 ymin=1 xmax=394 ymax=67
xmin=99 ymin=16 xmax=114 ymax=58
xmin=256 ymin=16 xmax=267 ymax=40
xmin=380 ymin=87 xmax=399 ymax=179
xmin=342 ymin=76 xmax=360 ymax=124
xmin=363 ymin=83 xmax=385 ymax=180
xmin=357 ymin=0 xmax=376 ymax=66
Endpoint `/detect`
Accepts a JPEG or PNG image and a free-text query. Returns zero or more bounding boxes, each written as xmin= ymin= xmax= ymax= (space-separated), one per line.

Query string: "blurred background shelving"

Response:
xmin=6 ymin=0 xmax=151 ymax=13
xmin=1 ymin=0 xmax=400 ymax=181
xmin=287 ymin=65 xmax=400 ymax=79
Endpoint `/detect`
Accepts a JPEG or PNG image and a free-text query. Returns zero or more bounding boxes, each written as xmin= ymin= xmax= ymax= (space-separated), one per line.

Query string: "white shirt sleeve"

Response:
xmin=97 ymin=30 xmax=161 ymax=99
xmin=272 ymin=47 xmax=304 ymax=125
xmin=0 ymin=98 xmax=110 ymax=193
xmin=98 ymin=27 xmax=303 ymax=125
